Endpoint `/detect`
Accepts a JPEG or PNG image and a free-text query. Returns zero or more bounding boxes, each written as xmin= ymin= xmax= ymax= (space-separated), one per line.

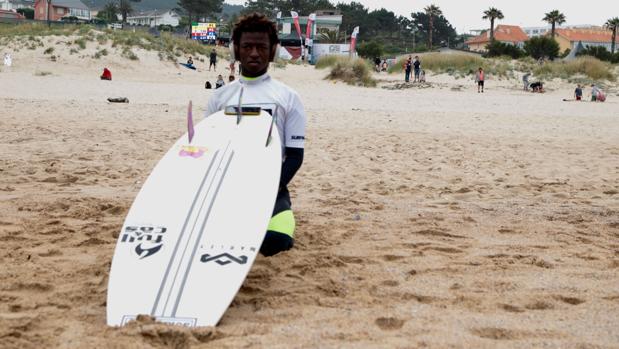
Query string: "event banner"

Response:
xmin=191 ymin=22 xmax=217 ymax=41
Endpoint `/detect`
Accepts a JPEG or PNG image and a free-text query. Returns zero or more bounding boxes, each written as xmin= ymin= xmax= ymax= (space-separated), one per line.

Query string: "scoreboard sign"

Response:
xmin=191 ymin=22 xmax=217 ymax=41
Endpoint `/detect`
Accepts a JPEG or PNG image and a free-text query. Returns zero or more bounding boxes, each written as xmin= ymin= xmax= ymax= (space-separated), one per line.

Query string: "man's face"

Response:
xmin=236 ymin=32 xmax=275 ymax=77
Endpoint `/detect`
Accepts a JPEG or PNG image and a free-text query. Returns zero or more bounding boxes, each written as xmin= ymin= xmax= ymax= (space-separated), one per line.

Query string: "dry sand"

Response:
xmin=1 ymin=39 xmax=619 ymax=348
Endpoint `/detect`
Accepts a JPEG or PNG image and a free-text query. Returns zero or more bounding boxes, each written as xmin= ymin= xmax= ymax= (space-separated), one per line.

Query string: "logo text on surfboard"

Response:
xmin=121 ymin=226 xmax=167 ymax=259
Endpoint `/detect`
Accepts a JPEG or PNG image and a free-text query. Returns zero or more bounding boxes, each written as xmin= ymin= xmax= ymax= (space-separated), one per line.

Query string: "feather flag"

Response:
xmin=350 ymin=26 xmax=360 ymax=57
xmin=306 ymin=13 xmax=316 ymax=40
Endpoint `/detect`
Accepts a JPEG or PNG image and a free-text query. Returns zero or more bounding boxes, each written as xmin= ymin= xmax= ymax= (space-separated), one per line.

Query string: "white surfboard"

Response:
xmin=107 ymin=110 xmax=281 ymax=327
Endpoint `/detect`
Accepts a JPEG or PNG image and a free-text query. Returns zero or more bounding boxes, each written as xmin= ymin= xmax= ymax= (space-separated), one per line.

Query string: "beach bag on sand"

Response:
xmin=597 ymin=91 xmax=606 ymax=102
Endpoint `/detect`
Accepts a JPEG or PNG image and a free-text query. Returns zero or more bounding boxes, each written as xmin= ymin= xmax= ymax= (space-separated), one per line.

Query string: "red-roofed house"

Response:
xmin=553 ymin=28 xmax=619 ymax=53
xmin=466 ymin=25 xmax=529 ymax=52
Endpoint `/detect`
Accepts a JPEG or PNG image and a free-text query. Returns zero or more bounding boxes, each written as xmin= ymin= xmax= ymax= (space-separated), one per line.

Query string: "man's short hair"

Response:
xmin=232 ymin=13 xmax=279 ymax=49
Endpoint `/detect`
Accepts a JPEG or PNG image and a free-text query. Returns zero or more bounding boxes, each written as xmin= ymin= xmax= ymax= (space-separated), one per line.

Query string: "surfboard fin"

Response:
xmin=265 ymin=114 xmax=275 ymax=147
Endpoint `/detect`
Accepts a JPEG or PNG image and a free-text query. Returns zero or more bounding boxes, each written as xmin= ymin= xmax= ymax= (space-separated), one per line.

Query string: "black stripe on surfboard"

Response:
xmin=171 ymin=150 xmax=235 ymax=317
xmin=159 ymin=142 xmax=232 ymax=316
xmin=149 ymin=149 xmax=221 ymax=316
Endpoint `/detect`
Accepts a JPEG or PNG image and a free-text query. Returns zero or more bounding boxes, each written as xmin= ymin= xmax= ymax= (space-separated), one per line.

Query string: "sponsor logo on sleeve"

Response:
xmin=120 ymin=226 xmax=167 ymax=259
xmin=291 ymin=135 xmax=305 ymax=140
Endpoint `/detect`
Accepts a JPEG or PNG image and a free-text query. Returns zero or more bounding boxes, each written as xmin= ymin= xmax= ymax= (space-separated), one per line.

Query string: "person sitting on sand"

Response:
xmin=419 ymin=69 xmax=426 ymax=83
xmin=228 ymin=75 xmax=235 ymax=82
xmin=475 ymin=67 xmax=484 ymax=93
xmin=215 ymin=74 xmax=225 ymax=89
xmin=100 ymin=67 xmax=112 ymax=81
xmin=187 ymin=56 xmax=194 ymax=67
xmin=206 ymin=13 xmax=306 ymax=257
xmin=374 ymin=57 xmax=381 ymax=72
xmin=574 ymin=84 xmax=583 ymax=101
xmin=529 ymin=81 xmax=544 ymax=92
xmin=3 ymin=53 xmax=11 ymax=67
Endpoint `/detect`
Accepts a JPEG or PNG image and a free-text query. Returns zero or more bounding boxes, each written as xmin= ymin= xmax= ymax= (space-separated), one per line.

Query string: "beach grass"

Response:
xmin=533 ymin=56 xmax=616 ymax=82
xmin=315 ymin=55 xmax=348 ymax=69
xmin=326 ymin=57 xmax=376 ymax=87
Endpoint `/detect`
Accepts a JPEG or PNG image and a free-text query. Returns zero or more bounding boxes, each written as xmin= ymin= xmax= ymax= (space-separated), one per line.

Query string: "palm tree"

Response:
xmin=606 ymin=17 xmax=619 ymax=54
xmin=424 ymin=4 xmax=442 ymax=49
xmin=482 ymin=7 xmax=504 ymax=42
xmin=543 ymin=10 xmax=566 ymax=39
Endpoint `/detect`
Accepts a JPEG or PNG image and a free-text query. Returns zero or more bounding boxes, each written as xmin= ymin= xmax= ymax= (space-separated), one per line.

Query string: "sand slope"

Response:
xmin=1 ymin=43 xmax=618 ymax=348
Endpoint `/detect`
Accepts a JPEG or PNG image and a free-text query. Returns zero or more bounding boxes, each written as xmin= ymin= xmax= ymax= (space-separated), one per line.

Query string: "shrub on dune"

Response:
xmin=326 ymin=57 xmax=376 ymax=87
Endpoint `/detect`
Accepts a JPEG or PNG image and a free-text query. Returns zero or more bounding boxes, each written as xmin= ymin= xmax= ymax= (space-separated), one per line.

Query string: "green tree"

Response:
xmin=605 ymin=17 xmax=619 ymax=54
xmin=178 ymin=0 xmax=224 ymax=38
xmin=243 ymin=0 xmax=334 ymax=16
xmin=411 ymin=11 xmax=457 ymax=49
xmin=424 ymin=4 xmax=442 ymax=49
xmin=543 ymin=10 xmax=566 ymax=38
xmin=524 ymin=36 xmax=560 ymax=59
xmin=356 ymin=40 xmax=383 ymax=59
xmin=119 ymin=0 xmax=141 ymax=24
xmin=482 ymin=7 xmax=504 ymax=42
xmin=16 ymin=8 xmax=34 ymax=19
xmin=96 ymin=1 xmax=118 ymax=23
xmin=337 ymin=2 xmax=368 ymax=38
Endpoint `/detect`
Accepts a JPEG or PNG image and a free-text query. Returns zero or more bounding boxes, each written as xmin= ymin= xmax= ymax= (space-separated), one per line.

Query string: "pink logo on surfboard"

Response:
xmin=179 ymin=145 xmax=207 ymax=158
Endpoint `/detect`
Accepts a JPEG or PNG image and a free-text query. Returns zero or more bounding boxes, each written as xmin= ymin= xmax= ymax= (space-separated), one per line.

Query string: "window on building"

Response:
xmin=56 ymin=7 xmax=63 ymax=14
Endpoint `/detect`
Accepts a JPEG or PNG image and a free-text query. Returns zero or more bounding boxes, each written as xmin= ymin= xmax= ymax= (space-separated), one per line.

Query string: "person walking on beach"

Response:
xmin=209 ymin=49 xmax=217 ymax=71
xmin=404 ymin=56 xmax=412 ymax=83
xmin=206 ymin=13 xmax=307 ymax=257
xmin=413 ymin=56 xmax=421 ymax=82
xmin=475 ymin=67 xmax=485 ymax=93
xmin=574 ymin=84 xmax=583 ymax=101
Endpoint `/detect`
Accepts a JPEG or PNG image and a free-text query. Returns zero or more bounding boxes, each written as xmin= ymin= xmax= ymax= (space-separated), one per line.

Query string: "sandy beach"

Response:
xmin=1 ymin=39 xmax=619 ymax=348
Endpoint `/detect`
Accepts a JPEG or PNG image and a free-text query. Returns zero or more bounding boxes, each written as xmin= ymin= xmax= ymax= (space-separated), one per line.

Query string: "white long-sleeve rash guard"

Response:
xmin=205 ymin=73 xmax=306 ymax=156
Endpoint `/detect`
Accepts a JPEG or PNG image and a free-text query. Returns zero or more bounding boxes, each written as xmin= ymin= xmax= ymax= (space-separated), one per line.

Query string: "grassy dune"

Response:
xmin=385 ymin=53 xmax=616 ymax=82
xmin=0 ymin=23 xmax=229 ymax=62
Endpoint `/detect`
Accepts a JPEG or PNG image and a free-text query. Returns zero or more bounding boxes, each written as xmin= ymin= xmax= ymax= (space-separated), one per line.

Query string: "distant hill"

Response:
xmin=84 ymin=0 xmax=243 ymax=16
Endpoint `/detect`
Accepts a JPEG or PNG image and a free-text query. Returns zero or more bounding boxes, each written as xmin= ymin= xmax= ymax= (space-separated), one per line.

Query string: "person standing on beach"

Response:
xmin=209 ymin=49 xmax=217 ymax=71
xmin=404 ymin=56 xmax=412 ymax=83
xmin=523 ymin=72 xmax=531 ymax=91
xmin=475 ymin=67 xmax=485 ymax=93
xmin=574 ymin=84 xmax=583 ymax=101
xmin=413 ymin=56 xmax=421 ymax=82
xmin=206 ymin=13 xmax=306 ymax=257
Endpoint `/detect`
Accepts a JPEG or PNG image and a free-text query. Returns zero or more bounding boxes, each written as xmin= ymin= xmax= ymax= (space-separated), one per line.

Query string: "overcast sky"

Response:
xmin=228 ymin=0 xmax=618 ymax=33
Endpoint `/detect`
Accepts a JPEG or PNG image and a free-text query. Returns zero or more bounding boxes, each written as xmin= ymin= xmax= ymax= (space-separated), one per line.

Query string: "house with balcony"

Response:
xmin=34 ymin=0 xmax=90 ymax=21
xmin=126 ymin=9 xmax=180 ymax=27
xmin=465 ymin=25 xmax=529 ymax=52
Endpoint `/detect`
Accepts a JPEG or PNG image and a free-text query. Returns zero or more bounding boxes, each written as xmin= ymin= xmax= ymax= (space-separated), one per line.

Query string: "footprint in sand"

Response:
xmin=375 ymin=317 xmax=404 ymax=330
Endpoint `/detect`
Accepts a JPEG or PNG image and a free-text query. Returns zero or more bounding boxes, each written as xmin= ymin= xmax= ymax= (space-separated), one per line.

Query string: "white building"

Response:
xmin=523 ymin=24 xmax=596 ymax=38
xmin=0 ymin=0 xmax=34 ymax=11
xmin=126 ymin=9 xmax=180 ymax=27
